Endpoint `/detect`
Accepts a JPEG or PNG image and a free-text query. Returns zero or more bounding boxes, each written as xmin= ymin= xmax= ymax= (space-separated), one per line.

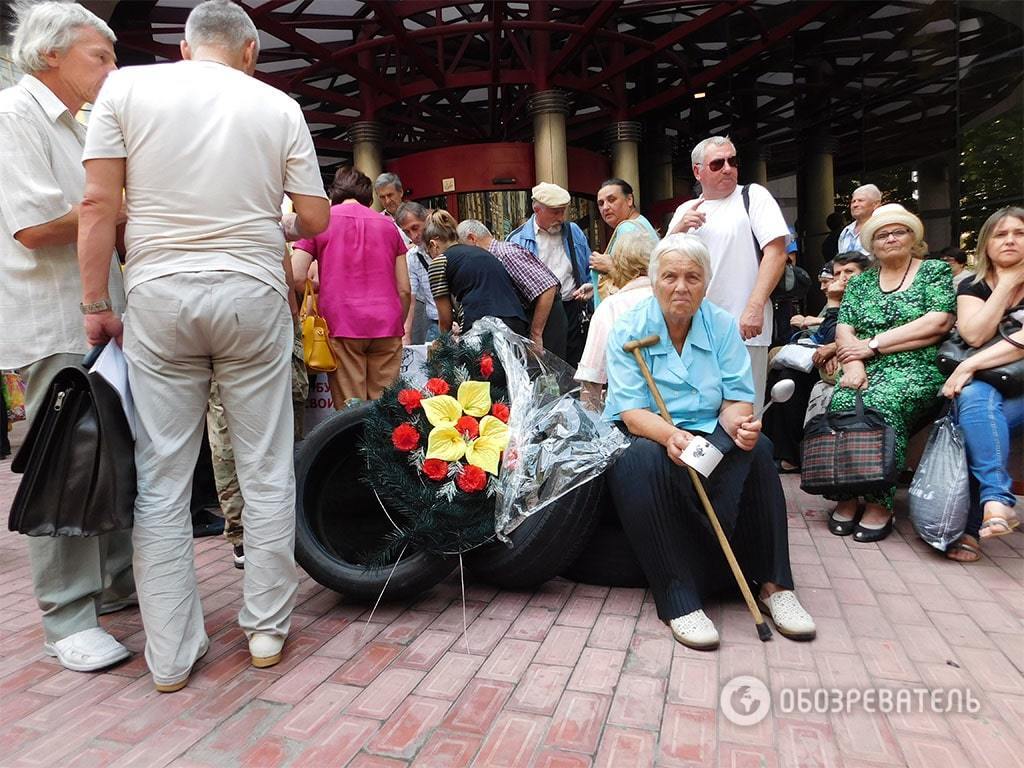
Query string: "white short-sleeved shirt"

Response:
xmin=406 ymin=245 xmax=438 ymax=320
xmin=0 ymin=75 xmax=125 ymax=369
xmin=83 ymin=60 xmax=327 ymax=298
xmin=667 ymin=184 xmax=790 ymax=347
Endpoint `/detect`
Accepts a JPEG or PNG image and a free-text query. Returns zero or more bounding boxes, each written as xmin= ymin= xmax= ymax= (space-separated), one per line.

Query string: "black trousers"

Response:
xmin=762 ymin=366 xmax=818 ymax=465
xmin=607 ymin=432 xmax=794 ymax=620
xmin=1 ymin=389 xmax=9 ymax=458
xmin=562 ymin=298 xmax=589 ymax=368
xmin=539 ymin=299 xmax=568 ymax=361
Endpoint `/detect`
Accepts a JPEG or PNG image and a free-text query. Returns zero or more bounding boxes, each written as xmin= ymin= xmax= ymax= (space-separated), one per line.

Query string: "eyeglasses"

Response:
xmin=699 ymin=155 xmax=739 ymax=172
xmin=872 ymin=228 xmax=912 ymax=242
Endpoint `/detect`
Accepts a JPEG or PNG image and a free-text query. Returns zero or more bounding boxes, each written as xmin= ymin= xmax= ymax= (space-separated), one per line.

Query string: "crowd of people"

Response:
xmin=0 ymin=0 xmax=1020 ymax=688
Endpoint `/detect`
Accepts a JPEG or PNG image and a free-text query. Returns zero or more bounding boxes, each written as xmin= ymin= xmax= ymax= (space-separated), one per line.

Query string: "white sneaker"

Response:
xmin=249 ymin=633 xmax=285 ymax=668
xmin=669 ymin=609 xmax=720 ymax=650
xmin=43 ymin=627 xmax=130 ymax=672
xmin=760 ymin=590 xmax=816 ymax=641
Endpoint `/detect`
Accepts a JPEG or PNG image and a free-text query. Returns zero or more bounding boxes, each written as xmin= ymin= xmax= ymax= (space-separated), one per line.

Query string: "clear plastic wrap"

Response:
xmin=462 ymin=318 xmax=631 ymax=543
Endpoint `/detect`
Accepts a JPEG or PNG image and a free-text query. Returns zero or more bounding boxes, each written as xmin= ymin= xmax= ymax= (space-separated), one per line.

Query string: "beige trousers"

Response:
xmin=123 ymin=272 xmax=298 ymax=686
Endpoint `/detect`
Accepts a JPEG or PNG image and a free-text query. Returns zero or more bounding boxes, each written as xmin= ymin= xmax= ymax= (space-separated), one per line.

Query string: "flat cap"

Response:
xmin=532 ymin=182 xmax=571 ymax=207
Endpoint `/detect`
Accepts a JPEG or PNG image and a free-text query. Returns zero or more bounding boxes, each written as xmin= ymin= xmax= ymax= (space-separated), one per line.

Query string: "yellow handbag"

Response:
xmin=300 ymin=281 xmax=338 ymax=373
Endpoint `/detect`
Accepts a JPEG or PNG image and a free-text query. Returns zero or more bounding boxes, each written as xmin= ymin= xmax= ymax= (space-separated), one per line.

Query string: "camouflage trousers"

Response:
xmin=206 ymin=328 xmax=309 ymax=546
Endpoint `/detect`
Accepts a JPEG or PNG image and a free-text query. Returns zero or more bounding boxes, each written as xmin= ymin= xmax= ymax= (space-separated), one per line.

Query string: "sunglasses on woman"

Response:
xmin=700 ymin=155 xmax=739 ymax=172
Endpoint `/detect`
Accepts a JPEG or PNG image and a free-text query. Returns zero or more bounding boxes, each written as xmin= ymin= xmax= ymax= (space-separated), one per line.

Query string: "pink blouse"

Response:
xmin=575 ymin=276 xmax=654 ymax=384
xmin=294 ymin=203 xmax=406 ymax=338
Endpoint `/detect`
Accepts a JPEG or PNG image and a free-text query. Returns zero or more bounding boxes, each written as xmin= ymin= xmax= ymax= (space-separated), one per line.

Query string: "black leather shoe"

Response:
xmin=853 ymin=515 xmax=894 ymax=543
xmin=829 ymin=505 xmax=862 ymax=536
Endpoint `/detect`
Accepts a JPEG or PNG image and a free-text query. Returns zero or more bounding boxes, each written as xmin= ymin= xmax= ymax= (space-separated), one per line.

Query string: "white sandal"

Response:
xmin=43 ymin=627 xmax=130 ymax=672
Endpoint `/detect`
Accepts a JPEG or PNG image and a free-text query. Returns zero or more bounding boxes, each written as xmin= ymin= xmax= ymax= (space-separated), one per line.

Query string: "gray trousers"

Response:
xmin=124 ymin=272 xmax=298 ymax=685
xmin=18 ymin=353 xmax=134 ymax=644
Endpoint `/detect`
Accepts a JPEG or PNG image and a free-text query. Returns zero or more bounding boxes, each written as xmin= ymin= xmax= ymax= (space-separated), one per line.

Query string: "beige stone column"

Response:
xmin=348 ymin=121 xmax=384 ymax=208
xmin=605 ymin=121 xmax=643 ymax=208
xmin=528 ymin=90 xmax=570 ymax=188
xmin=918 ymin=157 xmax=952 ymax=250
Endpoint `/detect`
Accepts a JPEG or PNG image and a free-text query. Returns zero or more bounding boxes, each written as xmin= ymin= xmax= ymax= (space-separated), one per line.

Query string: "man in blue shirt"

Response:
xmin=508 ymin=183 xmax=593 ymax=365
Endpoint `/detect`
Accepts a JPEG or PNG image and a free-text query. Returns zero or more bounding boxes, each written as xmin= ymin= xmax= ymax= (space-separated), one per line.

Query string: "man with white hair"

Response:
xmin=508 ymin=183 xmax=593 ymax=366
xmin=668 ymin=136 xmax=790 ymax=406
xmin=0 ymin=0 xmax=134 ymax=673
xmin=457 ymin=218 xmax=565 ymax=357
xmin=374 ymin=172 xmax=406 ymax=219
xmin=77 ymin=0 xmax=329 ymax=692
xmin=837 ymin=184 xmax=881 ymax=256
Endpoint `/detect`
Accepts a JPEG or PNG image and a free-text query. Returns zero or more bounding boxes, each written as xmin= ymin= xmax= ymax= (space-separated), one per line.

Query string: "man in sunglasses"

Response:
xmin=667 ymin=136 xmax=790 ymax=407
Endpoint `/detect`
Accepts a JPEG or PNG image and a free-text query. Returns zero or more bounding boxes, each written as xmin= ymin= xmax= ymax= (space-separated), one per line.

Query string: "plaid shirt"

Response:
xmin=487 ymin=239 xmax=559 ymax=304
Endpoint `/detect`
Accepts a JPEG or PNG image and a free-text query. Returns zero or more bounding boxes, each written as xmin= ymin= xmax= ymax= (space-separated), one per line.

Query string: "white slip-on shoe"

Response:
xmin=153 ymin=635 xmax=211 ymax=693
xmin=759 ymin=590 xmax=816 ymax=641
xmin=249 ymin=633 xmax=285 ymax=669
xmin=43 ymin=627 xmax=130 ymax=672
xmin=669 ymin=609 xmax=720 ymax=651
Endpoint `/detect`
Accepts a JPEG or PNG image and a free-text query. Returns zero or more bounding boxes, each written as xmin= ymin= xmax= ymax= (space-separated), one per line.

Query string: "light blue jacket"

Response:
xmin=508 ymin=216 xmax=592 ymax=307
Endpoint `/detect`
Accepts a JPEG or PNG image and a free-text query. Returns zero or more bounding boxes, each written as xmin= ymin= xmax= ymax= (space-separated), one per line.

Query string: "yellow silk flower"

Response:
xmin=422 ymin=382 xmax=509 ymax=474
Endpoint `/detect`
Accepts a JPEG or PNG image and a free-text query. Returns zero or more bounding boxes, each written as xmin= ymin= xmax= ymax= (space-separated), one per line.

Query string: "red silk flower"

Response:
xmin=422 ymin=458 xmax=449 ymax=481
xmin=491 ymin=402 xmax=510 ymax=423
xmin=425 ymin=378 xmax=450 ymax=396
xmin=391 ymin=423 xmax=421 ymax=452
xmin=397 ymin=389 xmax=423 ymax=414
xmin=479 ymin=353 xmax=494 ymax=378
xmin=456 ymin=464 xmax=488 ymax=493
xmin=455 ymin=415 xmax=480 ymax=439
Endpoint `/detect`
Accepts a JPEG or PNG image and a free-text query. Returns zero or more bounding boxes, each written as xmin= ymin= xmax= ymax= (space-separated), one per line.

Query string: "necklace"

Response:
xmin=878 ymin=258 xmax=913 ymax=294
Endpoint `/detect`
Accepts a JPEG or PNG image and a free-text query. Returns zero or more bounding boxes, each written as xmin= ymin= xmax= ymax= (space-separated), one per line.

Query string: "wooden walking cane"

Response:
xmin=623 ymin=335 xmax=772 ymax=642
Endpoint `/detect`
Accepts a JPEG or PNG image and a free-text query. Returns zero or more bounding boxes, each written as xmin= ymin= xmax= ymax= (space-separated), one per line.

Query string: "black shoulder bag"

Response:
xmin=741 ymin=185 xmax=810 ymax=302
xmin=936 ymin=305 xmax=1024 ymax=396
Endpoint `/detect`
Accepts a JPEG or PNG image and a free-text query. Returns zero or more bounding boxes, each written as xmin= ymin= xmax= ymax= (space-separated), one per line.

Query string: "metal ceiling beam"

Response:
xmin=365 ymin=0 xmax=447 ymax=87
xmin=630 ymin=1 xmax=834 ymax=116
xmin=547 ymin=0 xmax=622 ymax=77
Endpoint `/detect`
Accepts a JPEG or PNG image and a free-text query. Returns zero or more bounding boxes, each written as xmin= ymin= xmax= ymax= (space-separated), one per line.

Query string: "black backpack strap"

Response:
xmin=741 ymin=184 xmax=763 ymax=264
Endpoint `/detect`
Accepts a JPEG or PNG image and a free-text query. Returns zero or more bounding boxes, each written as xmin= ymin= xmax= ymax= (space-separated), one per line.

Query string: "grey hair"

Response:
xmin=11 ymin=0 xmax=115 ymax=74
xmin=394 ymin=201 xmax=427 ymax=226
xmin=690 ymin=135 xmax=734 ymax=167
xmin=185 ymin=0 xmax=259 ymax=56
xmin=853 ymin=183 xmax=882 ymax=201
xmin=649 ymin=233 xmax=713 ymax=284
xmin=456 ymin=219 xmax=491 ymax=242
xmin=374 ymin=172 xmax=403 ymax=193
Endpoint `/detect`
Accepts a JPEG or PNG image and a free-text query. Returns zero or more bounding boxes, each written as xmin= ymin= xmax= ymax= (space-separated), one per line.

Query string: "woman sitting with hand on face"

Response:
xmin=603 ymin=233 xmax=815 ymax=651
xmin=942 ymin=206 xmax=1024 ymax=561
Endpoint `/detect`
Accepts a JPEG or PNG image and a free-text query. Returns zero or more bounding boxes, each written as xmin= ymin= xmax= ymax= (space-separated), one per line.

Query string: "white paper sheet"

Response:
xmin=89 ymin=343 xmax=136 ymax=440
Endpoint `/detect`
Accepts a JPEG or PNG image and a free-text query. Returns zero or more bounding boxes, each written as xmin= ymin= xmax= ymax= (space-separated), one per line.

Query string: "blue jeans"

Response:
xmin=957 ymin=380 xmax=1024 ymax=511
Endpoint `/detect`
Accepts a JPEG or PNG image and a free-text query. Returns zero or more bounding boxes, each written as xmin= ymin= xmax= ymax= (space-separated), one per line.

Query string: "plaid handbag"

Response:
xmin=799 ymin=391 xmax=898 ymax=496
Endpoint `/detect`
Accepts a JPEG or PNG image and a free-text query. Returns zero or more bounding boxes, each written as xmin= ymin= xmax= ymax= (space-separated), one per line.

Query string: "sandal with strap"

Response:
xmin=980 ymin=514 xmax=1020 ymax=539
xmin=946 ymin=534 xmax=981 ymax=563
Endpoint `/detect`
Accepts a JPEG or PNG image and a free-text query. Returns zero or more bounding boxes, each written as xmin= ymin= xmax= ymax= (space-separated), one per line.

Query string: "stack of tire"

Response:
xmin=295 ymin=406 xmax=644 ymax=601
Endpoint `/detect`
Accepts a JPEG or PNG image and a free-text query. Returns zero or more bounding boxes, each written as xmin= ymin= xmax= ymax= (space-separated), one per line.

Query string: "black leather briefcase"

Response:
xmin=8 ymin=357 xmax=135 ymax=536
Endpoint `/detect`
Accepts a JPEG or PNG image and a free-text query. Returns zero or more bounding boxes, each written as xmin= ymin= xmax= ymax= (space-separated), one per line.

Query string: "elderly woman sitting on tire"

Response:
xmin=602 ymin=233 xmax=815 ymax=651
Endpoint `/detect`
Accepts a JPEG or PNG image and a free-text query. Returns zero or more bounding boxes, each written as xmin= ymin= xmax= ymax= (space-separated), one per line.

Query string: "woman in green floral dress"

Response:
xmin=828 ymin=205 xmax=956 ymax=542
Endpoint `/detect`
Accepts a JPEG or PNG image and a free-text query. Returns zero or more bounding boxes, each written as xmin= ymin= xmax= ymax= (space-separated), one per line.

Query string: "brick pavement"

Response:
xmin=1 ymin=421 xmax=1022 ymax=768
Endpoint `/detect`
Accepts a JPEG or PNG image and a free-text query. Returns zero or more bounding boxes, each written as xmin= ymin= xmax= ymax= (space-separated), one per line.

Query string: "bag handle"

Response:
xmin=854 ymin=390 xmax=866 ymax=420
xmin=302 ymin=279 xmax=319 ymax=317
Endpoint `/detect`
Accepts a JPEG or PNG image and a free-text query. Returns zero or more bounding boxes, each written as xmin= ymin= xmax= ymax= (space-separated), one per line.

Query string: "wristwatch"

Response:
xmin=80 ymin=298 xmax=113 ymax=314
xmin=867 ymin=336 xmax=881 ymax=356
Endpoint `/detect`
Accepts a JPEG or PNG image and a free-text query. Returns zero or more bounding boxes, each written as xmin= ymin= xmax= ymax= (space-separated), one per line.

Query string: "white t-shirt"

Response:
xmin=83 ymin=60 xmax=327 ymax=298
xmin=667 ymin=184 xmax=789 ymax=346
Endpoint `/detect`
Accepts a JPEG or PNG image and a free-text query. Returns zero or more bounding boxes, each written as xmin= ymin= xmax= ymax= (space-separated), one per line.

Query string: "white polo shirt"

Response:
xmin=0 ymin=75 xmax=125 ymax=369
xmin=83 ymin=60 xmax=327 ymax=298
